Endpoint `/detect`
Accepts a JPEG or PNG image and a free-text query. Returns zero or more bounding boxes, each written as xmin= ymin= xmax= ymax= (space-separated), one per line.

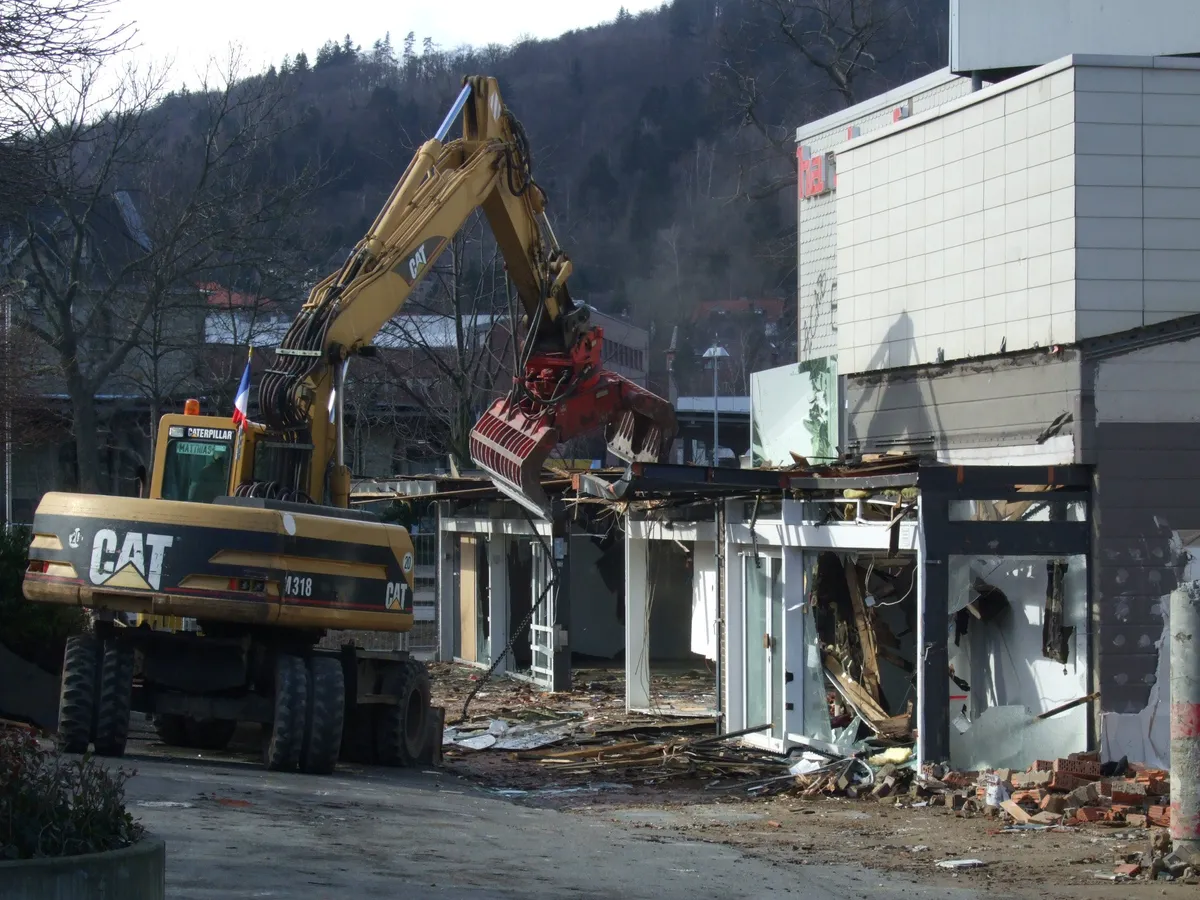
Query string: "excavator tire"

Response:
xmin=264 ymin=654 xmax=307 ymax=772
xmin=300 ymin=656 xmax=345 ymax=775
xmin=375 ymin=660 xmax=431 ymax=768
xmin=57 ymin=634 xmax=99 ymax=754
xmin=153 ymin=714 xmax=189 ymax=746
xmin=184 ymin=717 xmax=238 ymax=751
xmin=93 ymin=639 xmax=135 ymax=757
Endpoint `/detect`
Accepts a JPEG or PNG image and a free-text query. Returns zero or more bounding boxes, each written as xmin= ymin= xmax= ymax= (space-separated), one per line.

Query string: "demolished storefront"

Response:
xmin=572 ymin=458 xmax=1093 ymax=773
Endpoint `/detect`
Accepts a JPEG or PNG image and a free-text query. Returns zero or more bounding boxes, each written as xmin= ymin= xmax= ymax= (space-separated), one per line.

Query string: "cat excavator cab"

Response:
xmin=21 ymin=76 xmax=676 ymax=776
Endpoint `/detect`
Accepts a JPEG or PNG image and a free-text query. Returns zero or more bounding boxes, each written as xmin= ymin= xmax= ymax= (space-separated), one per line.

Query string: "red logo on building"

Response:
xmin=798 ymin=145 xmax=836 ymax=200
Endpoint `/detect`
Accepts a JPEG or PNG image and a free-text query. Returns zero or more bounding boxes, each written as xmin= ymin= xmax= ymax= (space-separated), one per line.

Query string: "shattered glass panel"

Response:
xmin=947 ymin=553 xmax=1089 ymax=770
xmin=949 ymin=498 xmax=1087 ymax=522
xmin=801 ymin=553 xmax=835 ymax=744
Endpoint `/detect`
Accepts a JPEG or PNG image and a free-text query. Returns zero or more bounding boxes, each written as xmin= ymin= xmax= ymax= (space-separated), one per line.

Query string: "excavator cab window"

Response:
xmin=161 ymin=439 xmax=232 ymax=504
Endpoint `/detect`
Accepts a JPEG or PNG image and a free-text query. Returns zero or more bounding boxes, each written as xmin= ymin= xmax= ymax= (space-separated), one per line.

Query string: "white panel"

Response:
xmin=950 ymin=0 xmax=1200 ymax=74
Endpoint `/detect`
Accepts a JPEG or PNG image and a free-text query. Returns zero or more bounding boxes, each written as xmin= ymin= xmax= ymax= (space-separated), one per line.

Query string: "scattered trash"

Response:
xmin=217 ymin=798 xmax=252 ymax=808
xmin=937 ymin=859 xmax=988 ymax=869
xmin=136 ymin=800 xmax=195 ymax=809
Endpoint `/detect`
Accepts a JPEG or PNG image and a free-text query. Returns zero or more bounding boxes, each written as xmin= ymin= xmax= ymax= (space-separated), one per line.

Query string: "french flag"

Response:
xmin=232 ymin=350 xmax=252 ymax=428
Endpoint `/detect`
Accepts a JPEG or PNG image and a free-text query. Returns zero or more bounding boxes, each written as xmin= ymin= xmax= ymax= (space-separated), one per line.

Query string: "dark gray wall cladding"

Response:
xmin=844 ymin=350 xmax=1081 ymax=455
xmin=1091 ymin=422 xmax=1198 ymax=714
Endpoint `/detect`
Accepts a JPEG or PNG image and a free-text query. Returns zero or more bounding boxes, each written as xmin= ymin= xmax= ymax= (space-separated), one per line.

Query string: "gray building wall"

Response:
xmin=843 ymin=347 xmax=1080 ymax=463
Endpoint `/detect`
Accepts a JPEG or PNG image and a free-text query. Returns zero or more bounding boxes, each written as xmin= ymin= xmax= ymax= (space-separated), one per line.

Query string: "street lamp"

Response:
xmin=702 ymin=342 xmax=729 ymax=467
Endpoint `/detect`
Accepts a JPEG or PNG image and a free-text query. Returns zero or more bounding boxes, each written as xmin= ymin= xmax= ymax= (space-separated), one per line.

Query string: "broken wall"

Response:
xmin=843 ymin=349 xmax=1080 ymax=463
xmin=1089 ymin=334 xmax=1200 ymax=767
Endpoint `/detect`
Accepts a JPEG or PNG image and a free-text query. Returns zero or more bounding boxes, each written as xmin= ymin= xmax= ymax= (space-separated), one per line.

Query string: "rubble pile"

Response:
xmin=921 ymin=752 xmax=1171 ymax=829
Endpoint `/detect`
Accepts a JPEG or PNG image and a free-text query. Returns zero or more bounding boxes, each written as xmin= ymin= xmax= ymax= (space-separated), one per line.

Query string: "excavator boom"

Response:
xmin=255 ymin=76 xmax=676 ymax=516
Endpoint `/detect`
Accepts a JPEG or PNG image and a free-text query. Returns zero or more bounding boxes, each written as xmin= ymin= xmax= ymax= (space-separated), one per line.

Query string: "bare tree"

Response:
xmin=362 ymin=213 xmax=515 ymax=471
xmin=3 ymin=54 xmax=318 ymax=492
xmin=0 ymin=0 xmax=131 ymax=215
xmin=713 ymin=0 xmax=920 ymax=199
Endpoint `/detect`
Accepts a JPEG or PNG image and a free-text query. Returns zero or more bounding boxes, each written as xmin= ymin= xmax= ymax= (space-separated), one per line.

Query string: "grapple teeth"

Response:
xmin=468 ymin=398 xmax=557 ymax=518
xmin=604 ymin=409 xmax=668 ymax=464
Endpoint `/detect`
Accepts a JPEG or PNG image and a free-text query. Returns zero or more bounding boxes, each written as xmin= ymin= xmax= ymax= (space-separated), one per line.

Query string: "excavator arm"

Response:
xmin=254 ymin=76 xmax=676 ymax=516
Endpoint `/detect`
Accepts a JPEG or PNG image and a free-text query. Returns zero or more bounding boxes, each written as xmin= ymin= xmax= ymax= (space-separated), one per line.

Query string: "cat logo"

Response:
xmin=89 ymin=529 xmax=174 ymax=591
xmin=396 ymin=236 xmax=445 ymax=286
xmin=385 ymin=581 xmax=409 ymax=610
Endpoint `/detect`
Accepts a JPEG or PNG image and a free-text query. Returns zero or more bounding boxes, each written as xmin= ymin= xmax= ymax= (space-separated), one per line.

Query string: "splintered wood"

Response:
xmin=520 ymin=730 xmax=784 ymax=782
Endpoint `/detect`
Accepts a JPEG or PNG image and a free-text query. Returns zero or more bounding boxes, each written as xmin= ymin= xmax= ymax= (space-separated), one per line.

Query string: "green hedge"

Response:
xmin=0 ymin=727 xmax=143 ymax=859
xmin=0 ymin=526 xmax=87 ymax=674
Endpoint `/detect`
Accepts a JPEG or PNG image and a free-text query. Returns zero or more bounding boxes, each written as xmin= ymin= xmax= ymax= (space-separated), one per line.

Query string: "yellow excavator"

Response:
xmin=22 ymin=76 xmax=677 ymax=774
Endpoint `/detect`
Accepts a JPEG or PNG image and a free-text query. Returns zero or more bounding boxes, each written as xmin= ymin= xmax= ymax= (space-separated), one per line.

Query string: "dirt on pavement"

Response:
xmin=428 ymin=662 xmax=1197 ymax=900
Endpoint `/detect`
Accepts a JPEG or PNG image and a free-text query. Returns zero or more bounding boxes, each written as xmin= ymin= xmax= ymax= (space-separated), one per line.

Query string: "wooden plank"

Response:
xmin=458 ymin=536 xmax=477 ymax=662
xmin=845 ymin=563 xmax=882 ymax=703
xmin=823 ymin=654 xmax=889 ymax=727
xmin=1002 ymin=800 xmax=1034 ymax=824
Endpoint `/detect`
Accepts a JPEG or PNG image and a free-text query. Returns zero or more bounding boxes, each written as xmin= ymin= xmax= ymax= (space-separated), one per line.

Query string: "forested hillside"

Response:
xmin=152 ymin=0 xmax=947 ymax=377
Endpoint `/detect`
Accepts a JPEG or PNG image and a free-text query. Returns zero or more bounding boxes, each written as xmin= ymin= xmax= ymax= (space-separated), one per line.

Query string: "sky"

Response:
xmin=99 ymin=0 xmax=666 ymax=89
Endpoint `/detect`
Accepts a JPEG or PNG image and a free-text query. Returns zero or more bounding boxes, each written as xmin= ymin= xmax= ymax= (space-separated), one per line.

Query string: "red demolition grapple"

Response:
xmin=469 ymin=327 xmax=678 ymax=517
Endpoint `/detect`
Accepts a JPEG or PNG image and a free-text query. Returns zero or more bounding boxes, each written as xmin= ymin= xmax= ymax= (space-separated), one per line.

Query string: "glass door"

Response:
xmin=744 ymin=554 xmax=784 ymax=745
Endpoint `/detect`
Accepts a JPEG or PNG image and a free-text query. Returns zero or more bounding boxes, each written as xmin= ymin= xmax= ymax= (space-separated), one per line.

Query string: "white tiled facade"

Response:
xmin=797 ymin=71 xmax=974 ymax=363
xmin=832 ymin=55 xmax=1200 ymax=375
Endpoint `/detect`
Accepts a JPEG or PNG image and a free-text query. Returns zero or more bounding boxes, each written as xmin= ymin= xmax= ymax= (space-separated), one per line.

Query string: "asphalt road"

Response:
xmin=120 ymin=748 xmax=988 ymax=900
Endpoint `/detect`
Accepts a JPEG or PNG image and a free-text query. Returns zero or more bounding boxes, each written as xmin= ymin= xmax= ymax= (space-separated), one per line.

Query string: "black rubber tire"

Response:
xmin=57 ymin=634 xmax=99 ymax=754
xmin=264 ymin=654 xmax=307 ymax=772
xmin=93 ymin=639 xmax=134 ymax=757
xmin=300 ymin=656 xmax=345 ymax=775
xmin=184 ymin=717 xmax=238 ymax=751
xmin=375 ymin=660 xmax=432 ymax=768
xmin=153 ymin=713 xmax=189 ymax=746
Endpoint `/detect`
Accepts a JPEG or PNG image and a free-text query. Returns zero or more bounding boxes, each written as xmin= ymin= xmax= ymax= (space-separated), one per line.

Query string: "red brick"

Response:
xmin=1146 ymin=777 xmax=1169 ymax=797
xmin=1070 ymin=751 xmax=1101 ymax=763
xmin=1041 ymin=794 xmax=1068 ymax=814
xmin=1011 ymin=789 xmax=1048 ymax=806
xmin=1076 ymin=807 xmax=1109 ymax=823
xmin=1054 ymin=757 xmax=1102 ymax=779
xmin=1126 ymin=813 xmax=1148 ymax=828
xmin=1031 ymin=760 xmax=1054 ymax=772
xmin=1114 ymin=863 xmax=1142 ymax=877
xmin=1048 ymin=772 xmax=1088 ymax=792
xmin=1148 ymin=806 xmax=1171 ymax=827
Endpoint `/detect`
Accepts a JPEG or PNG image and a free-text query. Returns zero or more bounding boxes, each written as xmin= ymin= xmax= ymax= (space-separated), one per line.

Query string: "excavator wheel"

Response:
xmin=57 ymin=634 xmax=99 ymax=754
xmin=93 ymin=639 xmax=135 ymax=757
xmin=264 ymin=654 xmax=307 ymax=772
xmin=375 ymin=660 xmax=431 ymax=767
xmin=300 ymin=656 xmax=345 ymax=775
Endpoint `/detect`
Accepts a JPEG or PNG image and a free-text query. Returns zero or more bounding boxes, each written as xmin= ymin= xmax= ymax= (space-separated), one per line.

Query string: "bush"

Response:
xmin=0 ymin=726 xmax=144 ymax=860
xmin=0 ymin=525 xmax=88 ymax=673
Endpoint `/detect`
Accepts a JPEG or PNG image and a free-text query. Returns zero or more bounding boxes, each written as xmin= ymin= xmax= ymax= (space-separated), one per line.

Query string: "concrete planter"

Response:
xmin=0 ymin=834 xmax=165 ymax=899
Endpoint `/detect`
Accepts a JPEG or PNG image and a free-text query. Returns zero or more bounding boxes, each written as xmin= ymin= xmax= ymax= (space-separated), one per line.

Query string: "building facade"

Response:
xmin=796 ymin=53 xmax=1200 ymax=767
